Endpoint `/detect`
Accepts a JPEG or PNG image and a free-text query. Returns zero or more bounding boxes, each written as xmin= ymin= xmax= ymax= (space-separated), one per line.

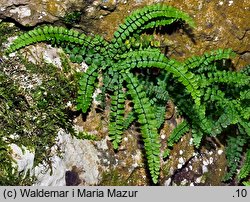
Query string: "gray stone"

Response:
xmin=33 ymin=130 xmax=109 ymax=185
xmin=0 ymin=0 xmax=90 ymax=26
xmin=9 ymin=126 xmax=110 ymax=186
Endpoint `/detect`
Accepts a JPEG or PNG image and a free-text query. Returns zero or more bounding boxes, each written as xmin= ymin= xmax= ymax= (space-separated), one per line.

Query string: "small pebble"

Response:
xmin=202 ymin=165 xmax=208 ymax=173
xmin=178 ymin=157 xmax=185 ymax=164
xmin=218 ymin=149 xmax=223 ymax=155
xmin=195 ymin=176 xmax=202 ymax=183
xmin=164 ymin=178 xmax=171 ymax=186
xmin=209 ymin=157 xmax=213 ymax=164
xmin=177 ymin=163 xmax=183 ymax=169
xmin=203 ymin=159 xmax=209 ymax=166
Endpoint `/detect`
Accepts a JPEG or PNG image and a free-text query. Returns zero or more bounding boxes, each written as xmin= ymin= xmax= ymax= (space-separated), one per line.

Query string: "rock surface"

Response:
xmin=1 ymin=0 xmax=249 ymax=66
xmin=10 ymin=143 xmax=35 ymax=175
xmin=0 ymin=0 xmax=91 ymax=26
xmin=1 ymin=0 xmax=249 ymax=186
xmin=95 ymin=0 xmax=250 ymax=67
xmin=34 ymin=130 xmax=110 ymax=186
xmin=10 ymin=130 xmax=110 ymax=186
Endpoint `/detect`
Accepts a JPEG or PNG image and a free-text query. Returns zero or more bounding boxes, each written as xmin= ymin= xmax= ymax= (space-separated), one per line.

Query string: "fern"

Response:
xmin=240 ymin=90 xmax=250 ymax=100
xmin=243 ymin=181 xmax=250 ymax=186
xmin=167 ymin=120 xmax=189 ymax=147
xmin=184 ymin=49 xmax=235 ymax=71
xmin=109 ymin=75 xmax=125 ymax=149
xmin=224 ymin=135 xmax=247 ymax=181
xmin=76 ymin=64 xmax=99 ymax=112
xmin=199 ymin=70 xmax=249 ymax=88
xmin=5 ymin=3 xmax=250 ymax=185
xmin=6 ymin=26 xmax=91 ymax=53
xmin=238 ymin=149 xmax=250 ymax=181
xmin=123 ymin=111 xmax=136 ymax=130
xmin=119 ymin=50 xmax=202 ymax=105
xmin=163 ymin=120 xmax=190 ymax=158
xmin=112 ymin=4 xmax=194 ymax=50
xmin=123 ymin=71 xmax=160 ymax=183
xmin=191 ymin=129 xmax=204 ymax=148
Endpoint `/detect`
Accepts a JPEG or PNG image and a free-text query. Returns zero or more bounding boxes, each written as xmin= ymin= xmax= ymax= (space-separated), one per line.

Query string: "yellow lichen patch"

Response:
xmin=45 ymin=0 xmax=65 ymax=16
xmin=166 ymin=0 xmax=250 ymax=67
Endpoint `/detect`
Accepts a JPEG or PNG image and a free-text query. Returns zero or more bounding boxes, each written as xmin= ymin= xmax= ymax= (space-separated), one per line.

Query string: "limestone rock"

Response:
xmin=10 ymin=143 xmax=35 ymax=175
xmin=9 ymin=130 xmax=110 ymax=186
xmin=95 ymin=0 xmax=250 ymax=67
xmin=1 ymin=0 xmax=249 ymax=66
xmin=34 ymin=130 xmax=109 ymax=186
xmin=0 ymin=0 xmax=90 ymax=26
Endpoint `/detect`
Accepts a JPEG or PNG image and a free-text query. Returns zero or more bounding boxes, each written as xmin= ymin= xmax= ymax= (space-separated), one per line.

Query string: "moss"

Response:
xmin=99 ymin=169 xmax=129 ymax=186
xmin=0 ymin=166 xmax=35 ymax=186
xmin=162 ymin=162 xmax=172 ymax=177
xmin=0 ymin=28 xmax=79 ymax=184
xmin=99 ymin=165 xmax=149 ymax=186
xmin=62 ymin=11 xmax=82 ymax=26
xmin=0 ymin=22 xmax=19 ymax=46
xmin=0 ymin=70 xmax=35 ymax=184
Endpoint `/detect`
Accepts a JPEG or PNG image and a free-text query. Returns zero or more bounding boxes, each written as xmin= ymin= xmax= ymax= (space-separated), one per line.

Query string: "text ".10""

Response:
xmin=235 ymin=189 xmax=247 ymax=198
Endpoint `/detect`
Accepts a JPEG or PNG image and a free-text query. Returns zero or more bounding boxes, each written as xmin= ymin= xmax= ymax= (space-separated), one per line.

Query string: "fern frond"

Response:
xmin=242 ymin=107 xmax=250 ymax=120
xmin=240 ymin=64 xmax=250 ymax=76
xmin=210 ymin=101 xmax=239 ymax=136
xmin=140 ymin=78 xmax=169 ymax=103
xmin=123 ymin=71 xmax=160 ymax=184
xmin=243 ymin=181 xmax=250 ymax=186
xmin=123 ymin=34 xmax=162 ymax=50
xmin=201 ymin=87 xmax=249 ymax=137
xmin=138 ymin=73 xmax=170 ymax=129
xmin=109 ymin=75 xmax=126 ymax=149
xmin=154 ymin=106 xmax=167 ymax=129
xmin=142 ymin=18 xmax=177 ymax=30
xmin=5 ymin=26 xmax=108 ymax=55
xmin=200 ymin=70 xmax=250 ymax=88
xmin=76 ymin=64 xmax=99 ymax=113
xmin=199 ymin=86 xmax=249 ymax=137
xmin=123 ymin=111 xmax=136 ymax=130
xmin=120 ymin=50 xmax=201 ymax=105
xmin=191 ymin=128 xmax=204 ymax=148
xmin=167 ymin=120 xmax=189 ymax=147
xmin=6 ymin=26 xmax=82 ymax=53
xmin=111 ymin=4 xmax=194 ymax=54
xmin=238 ymin=149 xmax=250 ymax=181
xmin=224 ymin=135 xmax=247 ymax=181
xmin=239 ymin=120 xmax=250 ymax=136
xmin=240 ymin=90 xmax=250 ymax=100
xmin=202 ymin=86 xmax=225 ymax=102
xmin=184 ymin=49 xmax=235 ymax=71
